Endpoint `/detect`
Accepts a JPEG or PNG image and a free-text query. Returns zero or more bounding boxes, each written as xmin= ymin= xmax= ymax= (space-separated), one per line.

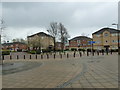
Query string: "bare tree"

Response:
xmin=0 ymin=19 xmax=6 ymax=65
xmin=12 ymin=38 xmax=19 ymax=42
xmin=47 ymin=22 xmax=58 ymax=51
xmin=58 ymin=23 xmax=70 ymax=51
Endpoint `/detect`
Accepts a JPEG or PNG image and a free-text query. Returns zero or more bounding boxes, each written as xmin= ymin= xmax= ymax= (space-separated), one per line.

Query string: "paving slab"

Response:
xmin=2 ymin=53 xmax=118 ymax=88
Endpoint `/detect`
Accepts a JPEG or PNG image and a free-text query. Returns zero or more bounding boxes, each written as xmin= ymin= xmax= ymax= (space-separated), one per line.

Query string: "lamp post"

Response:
xmin=0 ymin=23 xmax=3 ymax=65
xmin=0 ymin=19 xmax=6 ymax=65
xmin=112 ymin=23 xmax=120 ymax=55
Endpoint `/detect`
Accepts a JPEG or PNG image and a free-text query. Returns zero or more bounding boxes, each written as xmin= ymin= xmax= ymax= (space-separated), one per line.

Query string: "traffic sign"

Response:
xmin=88 ymin=41 xmax=96 ymax=44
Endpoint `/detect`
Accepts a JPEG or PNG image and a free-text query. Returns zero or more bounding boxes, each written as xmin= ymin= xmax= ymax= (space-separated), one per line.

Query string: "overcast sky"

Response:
xmin=1 ymin=1 xmax=118 ymax=42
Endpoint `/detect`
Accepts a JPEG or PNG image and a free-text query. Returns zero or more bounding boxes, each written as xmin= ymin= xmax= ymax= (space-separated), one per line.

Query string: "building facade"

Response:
xmin=55 ymin=42 xmax=62 ymax=50
xmin=27 ymin=32 xmax=54 ymax=50
xmin=2 ymin=42 xmax=28 ymax=51
xmin=69 ymin=36 xmax=92 ymax=50
xmin=92 ymin=27 xmax=120 ymax=50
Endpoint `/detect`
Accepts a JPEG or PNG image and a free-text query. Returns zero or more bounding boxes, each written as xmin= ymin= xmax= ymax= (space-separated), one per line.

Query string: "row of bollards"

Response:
xmin=2 ymin=51 xmax=113 ymax=60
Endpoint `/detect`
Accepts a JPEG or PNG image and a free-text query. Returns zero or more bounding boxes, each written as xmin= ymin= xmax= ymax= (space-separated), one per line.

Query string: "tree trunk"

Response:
xmin=53 ymin=37 xmax=56 ymax=52
xmin=61 ymin=42 xmax=64 ymax=51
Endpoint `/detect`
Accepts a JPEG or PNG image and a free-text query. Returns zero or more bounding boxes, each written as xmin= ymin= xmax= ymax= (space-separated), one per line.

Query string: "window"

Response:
xmin=96 ymin=34 xmax=100 ymax=37
xmin=106 ymin=40 xmax=108 ymax=42
xmin=41 ymin=36 xmax=44 ymax=39
xmin=104 ymin=33 xmax=108 ymax=36
xmin=112 ymin=33 xmax=117 ymax=36
xmin=115 ymin=40 xmax=120 ymax=43
xmin=77 ymin=40 xmax=81 ymax=43
xmin=112 ymin=40 xmax=115 ymax=42
xmin=95 ymin=41 xmax=101 ymax=44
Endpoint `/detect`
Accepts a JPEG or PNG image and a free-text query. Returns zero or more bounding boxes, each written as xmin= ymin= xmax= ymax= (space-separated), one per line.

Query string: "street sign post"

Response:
xmin=88 ymin=41 xmax=96 ymax=56
xmin=88 ymin=41 xmax=96 ymax=44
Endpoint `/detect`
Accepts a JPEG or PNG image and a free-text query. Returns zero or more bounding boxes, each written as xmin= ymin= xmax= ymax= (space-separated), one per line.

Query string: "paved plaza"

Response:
xmin=2 ymin=53 xmax=118 ymax=88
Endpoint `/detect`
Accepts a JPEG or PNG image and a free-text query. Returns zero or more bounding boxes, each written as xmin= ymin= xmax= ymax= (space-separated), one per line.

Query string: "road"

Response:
xmin=2 ymin=53 xmax=118 ymax=88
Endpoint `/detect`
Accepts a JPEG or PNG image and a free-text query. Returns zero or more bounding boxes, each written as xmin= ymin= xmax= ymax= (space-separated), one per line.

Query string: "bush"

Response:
xmin=78 ymin=49 xmax=82 ymax=51
xmin=36 ymin=50 xmax=41 ymax=54
xmin=55 ymin=49 xmax=61 ymax=52
xmin=71 ymin=48 xmax=77 ymax=51
xmin=82 ymin=49 xmax=86 ymax=51
xmin=11 ymin=50 xmax=16 ymax=52
xmin=111 ymin=49 xmax=118 ymax=52
xmin=78 ymin=48 xmax=86 ymax=51
xmin=64 ymin=49 xmax=69 ymax=51
xmin=29 ymin=50 xmax=36 ymax=54
xmin=87 ymin=49 xmax=91 ymax=52
xmin=2 ymin=50 xmax=10 ymax=55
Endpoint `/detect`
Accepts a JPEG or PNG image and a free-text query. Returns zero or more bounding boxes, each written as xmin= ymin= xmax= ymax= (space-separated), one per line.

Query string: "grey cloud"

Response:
xmin=1 ymin=2 xmax=118 ymax=40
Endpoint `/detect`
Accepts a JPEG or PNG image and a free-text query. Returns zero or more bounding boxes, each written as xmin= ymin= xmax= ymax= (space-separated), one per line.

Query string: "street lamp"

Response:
xmin=0 ymin=19 xmax=6 ymax=65
xmin=112 ymin=23 xmax=120 ymax=55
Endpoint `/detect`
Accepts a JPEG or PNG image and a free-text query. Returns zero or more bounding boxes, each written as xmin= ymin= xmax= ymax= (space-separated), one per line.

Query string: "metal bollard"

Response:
xmin=47 ymin=54 xmax=49 ymax=59
xmin=87 ymin=51 xmax=89 ymax=56
xmin=54 ymin=54 xmax=55 ymax=59
xmin=92 ymin=52 xmax=94 ymax=56
xmin=67 ymin=53 xmax=69 ymax=58
xmin=73 ymin=52 xmax=75 ymax=57
xmin=24 ymin=55 xmax=25 ymax=59
xmin=36 ymin=54 xmax=37 ymax=59
xmin=79 ymin=52 xmax=82 ymax=57
xmin=10 ymin=55 xmax=12 ymax=60
xmin=30 ymin=55 xmax=31 ymax=59
xmin=2 ymin=55 xmax=4 ymax=60
xmin=97 ymin=52 xmax=99 ymax=56
xmin=17 ymin=55 xmax=19 ymax=59
xmin=41 ymin=55 xmax=43 ymax=59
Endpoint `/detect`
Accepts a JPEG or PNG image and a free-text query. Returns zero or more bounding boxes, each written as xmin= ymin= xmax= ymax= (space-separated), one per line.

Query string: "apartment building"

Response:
xmin=92 ymin=27 xmax=120 ymax=50
xmin=69 ymin=36 xmax=92 ymax=50
xmin=27 ymin=32 xmax=54 ymax=50
xmin=2 ymin=42 xmax=28 ymax=51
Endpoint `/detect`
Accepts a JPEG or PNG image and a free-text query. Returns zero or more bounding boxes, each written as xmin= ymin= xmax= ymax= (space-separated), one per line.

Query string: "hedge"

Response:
xmin=2 ymin=50 xmax=10 ymax=55
xmin=71 ymin=48 xmax=77 ymax=51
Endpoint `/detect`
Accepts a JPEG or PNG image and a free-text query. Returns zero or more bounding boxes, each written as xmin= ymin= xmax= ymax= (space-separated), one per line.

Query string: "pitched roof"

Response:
xmin=27 ymin=32 xmax=53 ymax=38
xmin=2 ymin=42 xmax=26 ymax=46
xmin=92 ymin=28 xmax=120 ymax=35
xmin=69 ymin=36 xmax=92 ymax=41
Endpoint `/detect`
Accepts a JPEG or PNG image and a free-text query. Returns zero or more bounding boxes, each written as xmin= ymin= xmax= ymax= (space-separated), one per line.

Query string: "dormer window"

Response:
xmin=104 ymin=33 xmax=108 ymax=36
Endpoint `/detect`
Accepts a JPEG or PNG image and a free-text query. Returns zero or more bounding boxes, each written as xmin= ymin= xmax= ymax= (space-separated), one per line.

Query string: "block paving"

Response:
xmin=2 ymin=53 xmax=118 ymax=88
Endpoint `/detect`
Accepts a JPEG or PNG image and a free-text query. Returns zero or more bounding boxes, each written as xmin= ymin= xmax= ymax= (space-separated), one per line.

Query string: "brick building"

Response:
xmin=92 ymin=27 xmax=120 ymax=50
xmin=69 ymin=36 xmax=92 ymax=50
xmin=2 ymin=42 xmax=28 ymax=51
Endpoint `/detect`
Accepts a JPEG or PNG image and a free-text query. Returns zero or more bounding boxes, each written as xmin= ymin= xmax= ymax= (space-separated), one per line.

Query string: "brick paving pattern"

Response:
xmin=2 ymin=52 xmax=118 ymax=88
